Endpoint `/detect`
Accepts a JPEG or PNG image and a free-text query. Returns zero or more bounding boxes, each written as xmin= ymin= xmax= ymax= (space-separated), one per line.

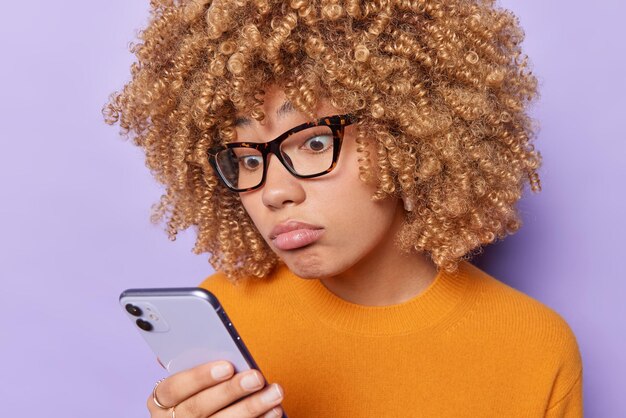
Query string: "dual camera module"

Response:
xmin=125 ymin=303 xmax=153 ymax=332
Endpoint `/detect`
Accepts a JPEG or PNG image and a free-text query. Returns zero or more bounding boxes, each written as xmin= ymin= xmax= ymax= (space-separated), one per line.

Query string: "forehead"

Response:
xmin=234 ymin=100 xmax=296 ymax=128
xmin=232 ymin=85 xmax=340 ymax=132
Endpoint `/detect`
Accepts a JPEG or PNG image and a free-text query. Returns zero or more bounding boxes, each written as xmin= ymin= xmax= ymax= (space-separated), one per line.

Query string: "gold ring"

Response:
xmin=152 ymin=378 xmax=172 ymax=409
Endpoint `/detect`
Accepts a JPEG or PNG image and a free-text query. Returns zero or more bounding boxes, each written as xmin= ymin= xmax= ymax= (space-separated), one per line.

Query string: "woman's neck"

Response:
xmin=319 ymin=206 xmax=438 ymax=307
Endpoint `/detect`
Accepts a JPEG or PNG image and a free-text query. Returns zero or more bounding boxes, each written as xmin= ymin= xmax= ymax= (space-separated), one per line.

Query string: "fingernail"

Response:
xmin=261 ymin=384 xmax=283 ymax=404
xmin=241 ymin=371 xmax=263 ymax=390
xmin=211 ymin=363 xmax=232 ymax=379
xmin=264 ymin=406 xmax=282 ymax=418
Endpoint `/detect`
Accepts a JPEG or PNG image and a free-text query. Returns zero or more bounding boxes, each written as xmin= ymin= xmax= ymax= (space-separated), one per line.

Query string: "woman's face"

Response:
xmin=235 ymin=86 xmax=404 ymax=279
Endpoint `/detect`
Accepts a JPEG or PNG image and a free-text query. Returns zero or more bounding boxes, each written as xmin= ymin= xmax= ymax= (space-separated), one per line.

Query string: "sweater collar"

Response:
xmin=277 ymin=260 xmax=478 ymax=336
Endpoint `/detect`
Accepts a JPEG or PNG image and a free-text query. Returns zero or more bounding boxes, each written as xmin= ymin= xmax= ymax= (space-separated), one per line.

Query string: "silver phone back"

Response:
xmin=119 ymin=288 xmax=253 ymax=375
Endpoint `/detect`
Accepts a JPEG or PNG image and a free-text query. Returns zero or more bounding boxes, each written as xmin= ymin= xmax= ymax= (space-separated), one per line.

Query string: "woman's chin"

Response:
xmin=279 ymin=250 xmax=335 ymax=280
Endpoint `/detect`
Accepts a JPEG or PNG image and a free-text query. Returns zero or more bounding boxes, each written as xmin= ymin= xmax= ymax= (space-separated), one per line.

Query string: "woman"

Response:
xmin=104 ymin=0 xmax=583 ymax=417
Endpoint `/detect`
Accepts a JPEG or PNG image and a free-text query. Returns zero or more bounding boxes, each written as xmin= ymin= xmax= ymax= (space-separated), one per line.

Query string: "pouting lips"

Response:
xmin=271 ymin=228 xmax=325 ymax=251
xmin=269 ymin=220 xmax=324 ymax=240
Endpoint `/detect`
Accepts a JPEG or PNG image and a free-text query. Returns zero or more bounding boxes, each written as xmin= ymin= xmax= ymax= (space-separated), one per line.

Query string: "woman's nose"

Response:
xmin=261 ymin=154 xmax=306 ymax=210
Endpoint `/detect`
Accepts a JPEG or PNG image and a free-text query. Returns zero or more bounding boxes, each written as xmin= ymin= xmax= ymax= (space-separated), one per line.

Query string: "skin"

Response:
xmin=148 ymin=360 xmax=285 ymax=418
xmin=236 ymin=86 xmax=438 ymax=306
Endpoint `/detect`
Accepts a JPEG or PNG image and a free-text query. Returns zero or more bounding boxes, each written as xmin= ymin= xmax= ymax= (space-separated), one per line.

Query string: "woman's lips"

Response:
xmin=271 ymin=228 xmax=325 ymax=251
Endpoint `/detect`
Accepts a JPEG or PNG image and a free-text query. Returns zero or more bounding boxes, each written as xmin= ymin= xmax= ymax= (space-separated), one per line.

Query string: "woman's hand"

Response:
xmin=147 ymin=360 xmax=284 ymax=418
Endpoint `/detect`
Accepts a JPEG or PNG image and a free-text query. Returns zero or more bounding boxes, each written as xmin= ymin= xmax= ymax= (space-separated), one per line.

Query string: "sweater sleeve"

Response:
xmin=544 ymin=368 xmax=583 ymax=418
xmin=543 ymin=313 xmax=584 ymax=418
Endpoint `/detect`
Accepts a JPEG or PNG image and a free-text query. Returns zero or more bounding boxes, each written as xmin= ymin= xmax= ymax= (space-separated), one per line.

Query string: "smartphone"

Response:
xmin=119 ymin=287 xmax=288 ymax=417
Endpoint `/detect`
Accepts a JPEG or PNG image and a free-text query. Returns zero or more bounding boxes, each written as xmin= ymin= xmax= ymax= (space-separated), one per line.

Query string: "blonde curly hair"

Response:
xmin=103 ymin=0 xmax=541 ymax=283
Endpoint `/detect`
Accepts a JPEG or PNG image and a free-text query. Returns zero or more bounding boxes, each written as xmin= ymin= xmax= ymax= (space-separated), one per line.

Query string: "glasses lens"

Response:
xmin=280 ymin=125 xmax=335 ymax=176
xmin=215 ymin=147 xmax=264 ymax=190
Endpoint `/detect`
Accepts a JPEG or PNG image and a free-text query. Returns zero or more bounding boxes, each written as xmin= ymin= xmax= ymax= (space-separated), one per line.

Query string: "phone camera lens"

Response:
xmin=125 ymin=304 xmax=143 ymax=317
xmin=136 ymin=319 xmax=153 ymax=332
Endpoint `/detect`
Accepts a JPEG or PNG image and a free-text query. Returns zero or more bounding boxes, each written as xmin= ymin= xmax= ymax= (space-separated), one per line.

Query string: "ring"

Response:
xmin=170 ymin=405 xmax=177 ymax=418
xmin=152 ymin=378 xmax=172 ymax=409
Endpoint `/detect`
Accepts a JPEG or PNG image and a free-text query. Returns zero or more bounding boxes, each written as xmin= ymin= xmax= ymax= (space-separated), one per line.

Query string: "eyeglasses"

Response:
xmin=208 ymin=114 xmax=357 ymax=192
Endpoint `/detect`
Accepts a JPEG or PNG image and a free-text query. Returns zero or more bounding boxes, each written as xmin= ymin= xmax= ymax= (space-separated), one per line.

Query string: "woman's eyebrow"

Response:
xmin=234 ymin=100 xmax=295 ymax=127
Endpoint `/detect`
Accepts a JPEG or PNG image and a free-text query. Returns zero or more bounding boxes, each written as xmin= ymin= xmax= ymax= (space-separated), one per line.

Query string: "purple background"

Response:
xmin=1 ymin=1 xmax=623 ymax=416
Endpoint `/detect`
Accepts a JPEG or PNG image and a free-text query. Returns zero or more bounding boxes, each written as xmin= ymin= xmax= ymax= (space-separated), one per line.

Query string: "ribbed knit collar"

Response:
xmin=277 ymin=260 xmax=478 ymax=336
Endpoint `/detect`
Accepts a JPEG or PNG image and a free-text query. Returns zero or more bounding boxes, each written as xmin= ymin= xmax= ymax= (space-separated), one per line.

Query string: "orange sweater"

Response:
xmin=199 ymin=261 xmax=583 ymax=417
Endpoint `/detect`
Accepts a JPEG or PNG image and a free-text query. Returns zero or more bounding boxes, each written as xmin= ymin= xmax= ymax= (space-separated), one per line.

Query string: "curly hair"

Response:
xmin=103 ymin=0 xmax=541 ymax=283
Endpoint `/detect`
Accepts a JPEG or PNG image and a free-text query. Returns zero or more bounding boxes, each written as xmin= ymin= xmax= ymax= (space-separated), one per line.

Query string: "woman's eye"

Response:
xmin=302 ymin=135 xmax=333 ymax=152
xmin=239 ymin=156 xmax=262 ymax=171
